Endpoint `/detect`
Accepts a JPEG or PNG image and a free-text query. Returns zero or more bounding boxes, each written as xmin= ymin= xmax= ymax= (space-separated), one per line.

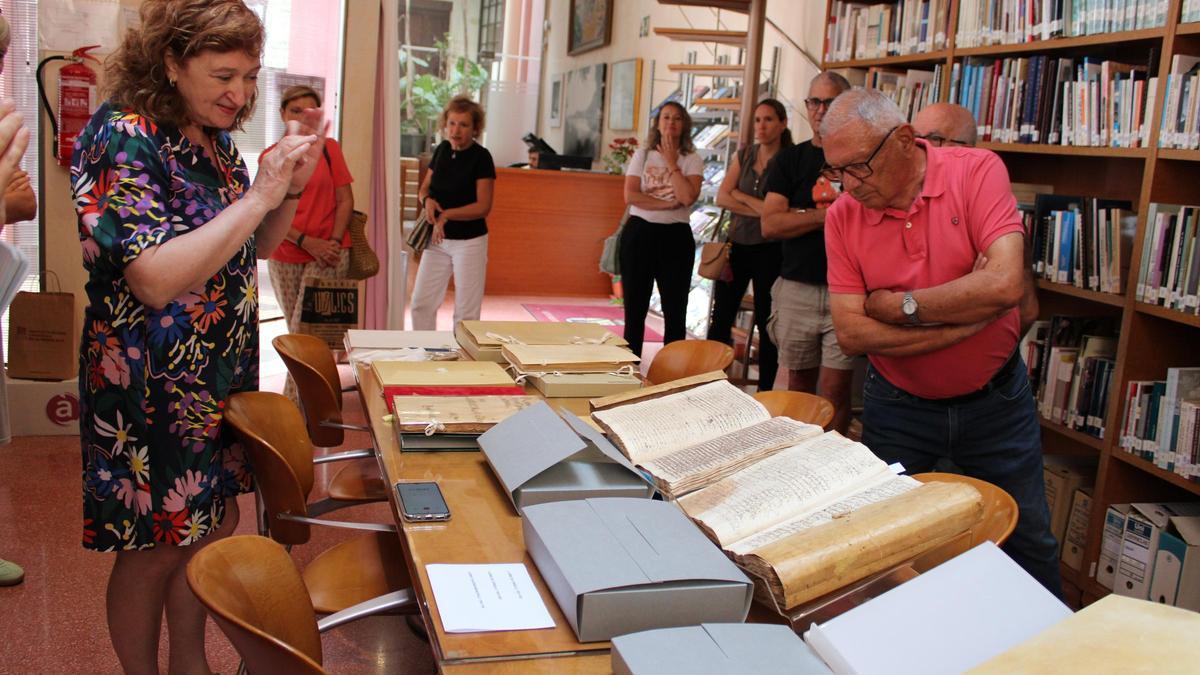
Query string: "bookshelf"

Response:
xmin=823 ymin=0 xmax=1200 ymax=607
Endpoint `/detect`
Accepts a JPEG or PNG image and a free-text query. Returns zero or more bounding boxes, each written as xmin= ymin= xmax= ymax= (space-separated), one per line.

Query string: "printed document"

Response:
xmin=427 ymin=563 xmax=555 ymax=633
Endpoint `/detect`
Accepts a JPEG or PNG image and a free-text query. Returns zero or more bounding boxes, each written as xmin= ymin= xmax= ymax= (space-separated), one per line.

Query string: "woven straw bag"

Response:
xmin=346 ymin=210 xmax=380 ymax=280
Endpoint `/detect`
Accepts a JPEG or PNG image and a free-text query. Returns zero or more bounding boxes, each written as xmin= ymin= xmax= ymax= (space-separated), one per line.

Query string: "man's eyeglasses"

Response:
xmin=804 ymin=97 xmax=837 ymax=110
xmin=820 ymin=125 xmax=900 ymax=182
xmin=916 ymin=133 xmax=970 ymax=147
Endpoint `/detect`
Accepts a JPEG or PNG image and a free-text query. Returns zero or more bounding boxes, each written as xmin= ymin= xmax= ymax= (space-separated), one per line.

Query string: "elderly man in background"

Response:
xmin=913 ymin=102 xmax=1038 ymax=333
xmin=821 ymin=89 xmax=1061 ymax=596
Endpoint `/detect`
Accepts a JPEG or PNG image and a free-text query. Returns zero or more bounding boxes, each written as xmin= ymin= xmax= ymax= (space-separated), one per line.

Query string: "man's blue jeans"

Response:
xmin=862 ymin=357 xmax=1064 ymax=598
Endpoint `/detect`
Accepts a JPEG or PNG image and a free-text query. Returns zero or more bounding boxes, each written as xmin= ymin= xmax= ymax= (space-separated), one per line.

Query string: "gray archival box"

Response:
xmin=477 ymin=401 xmax=654 ymax=511
xmin=611 ymin=624 xmax=833 ymax=675
xmin=522 ymin=498 xmax=753 ymax=642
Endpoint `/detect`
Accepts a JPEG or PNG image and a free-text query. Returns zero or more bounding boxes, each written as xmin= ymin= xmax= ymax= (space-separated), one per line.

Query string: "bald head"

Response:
xmin=912 ymin=103 xmax=978 ymax=147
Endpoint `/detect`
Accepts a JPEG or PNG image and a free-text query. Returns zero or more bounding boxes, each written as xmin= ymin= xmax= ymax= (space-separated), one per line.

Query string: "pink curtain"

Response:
xmin=364 ymin=0 xmax=401 ymax=328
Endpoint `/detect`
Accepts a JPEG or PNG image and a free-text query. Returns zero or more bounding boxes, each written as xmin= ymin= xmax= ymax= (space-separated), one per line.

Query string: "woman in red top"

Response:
xmin=262 ymin=85 xmax=354 ymax=399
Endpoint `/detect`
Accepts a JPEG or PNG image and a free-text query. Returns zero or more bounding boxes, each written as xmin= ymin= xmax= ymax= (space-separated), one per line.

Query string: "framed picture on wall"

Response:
xmin=549 ymin=74 xmax=563 ymax=128
xmin=607 ymin=58 xmax=642 ymax=131
xmin=569 ymin=0 xmax=613 ymax=56
xmin=563 ymin=63 xmax=607 ymax=161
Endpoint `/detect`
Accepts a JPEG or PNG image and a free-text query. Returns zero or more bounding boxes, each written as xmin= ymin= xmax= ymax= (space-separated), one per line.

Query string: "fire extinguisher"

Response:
xmin=36 ymin=45 xmax=101 ymax=167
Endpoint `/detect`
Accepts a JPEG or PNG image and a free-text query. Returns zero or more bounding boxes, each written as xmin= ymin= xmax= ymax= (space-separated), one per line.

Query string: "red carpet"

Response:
xmin=522 ymin=302 xmax=664 ymax=343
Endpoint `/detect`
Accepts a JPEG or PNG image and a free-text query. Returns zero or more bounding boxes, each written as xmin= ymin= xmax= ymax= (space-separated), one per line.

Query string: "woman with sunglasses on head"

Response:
xmin=707 ymin=99 xmax=794 ymax=391
xmin=620 ymin=101 xmax=704 ymax=356
xmin=262 ymin=84 xmax=355 ymax=403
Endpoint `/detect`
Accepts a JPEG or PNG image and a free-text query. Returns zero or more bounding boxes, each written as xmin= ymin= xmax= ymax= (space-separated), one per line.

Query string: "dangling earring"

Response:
xmin=169 ymin=78 xmax=176 ymax=87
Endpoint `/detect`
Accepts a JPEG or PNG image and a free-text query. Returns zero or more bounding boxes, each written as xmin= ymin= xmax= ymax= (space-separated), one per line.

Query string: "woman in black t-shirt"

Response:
xmin=411 ymin=96 xmax=497 ymax=329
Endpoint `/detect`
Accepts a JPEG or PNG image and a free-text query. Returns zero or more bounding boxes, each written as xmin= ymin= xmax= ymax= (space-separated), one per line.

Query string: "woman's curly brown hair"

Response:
xmin=104 ymin=0 xmax=264 ymax=130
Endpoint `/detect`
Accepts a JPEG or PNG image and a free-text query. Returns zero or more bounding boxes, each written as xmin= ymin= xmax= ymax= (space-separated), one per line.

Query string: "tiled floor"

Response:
xmin=0 ymin=293 xmax=664 ymax=675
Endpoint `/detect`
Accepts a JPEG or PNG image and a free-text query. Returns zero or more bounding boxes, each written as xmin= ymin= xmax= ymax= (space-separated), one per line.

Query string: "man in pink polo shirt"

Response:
xmin=821 ymin=89 xmax=1061 ymax=596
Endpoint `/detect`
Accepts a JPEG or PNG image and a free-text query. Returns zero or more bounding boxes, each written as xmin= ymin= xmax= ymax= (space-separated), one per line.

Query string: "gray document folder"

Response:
xmin=523 ymin=498 xmax=752 ymax=642
xmin=478 ymin=401 xmax=653 ymax=510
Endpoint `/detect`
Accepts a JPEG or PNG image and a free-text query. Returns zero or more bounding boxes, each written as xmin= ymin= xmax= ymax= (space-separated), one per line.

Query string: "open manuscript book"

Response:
xmin=591 ymin=380 xmax=823 ymax=498
xmin=592 ymin=379 xmax=984 ymax=611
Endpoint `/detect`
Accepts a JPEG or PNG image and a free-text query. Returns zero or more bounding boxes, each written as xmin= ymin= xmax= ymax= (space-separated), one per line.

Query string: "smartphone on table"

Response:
xmin=395 ymin=481 xmax=451 ymax=522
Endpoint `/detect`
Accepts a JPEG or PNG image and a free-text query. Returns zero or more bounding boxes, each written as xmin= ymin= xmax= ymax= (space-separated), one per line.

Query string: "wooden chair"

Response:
xmin=187 ymin=535 xmax=328 ymax=675
xmin=645 ymin=339 xmax=735 ymax=385
xmin=753 ymin=391 xmax=836 ymax=430
xmin=272 ymin=334 xmax=386 ymax=504
xmin=910 ymin=472 xmax=1019 ymax=573
xmin=224 ymin=392 xmax=416 ymax=618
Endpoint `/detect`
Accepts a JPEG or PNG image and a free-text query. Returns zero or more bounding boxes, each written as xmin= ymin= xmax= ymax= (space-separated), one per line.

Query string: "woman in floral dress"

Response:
xmin=70 ymin=1 xmax=327 ymax=670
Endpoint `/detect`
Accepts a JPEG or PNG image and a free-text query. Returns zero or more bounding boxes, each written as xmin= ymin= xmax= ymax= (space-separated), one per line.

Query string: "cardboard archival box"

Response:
xmin=477 ymin=401 xmax=653 ymax=510
xmin=611 ymin=624 xmax=831 ymax=675
xmin=527 ymin=370 xmax=641 ymax=398
xmin=1061 ymin=487 xmax=1093 ymax=571
xmin=1114 ymin=502 xmax=1200 ymax=599
xmin=1097 ymin=503 xmax=1132 ymax=589
xmin=1149 ymin=513 xmax=1200 ymax=609
xmin=522 ymin=498 xmax=753 ymax=643
xmin=455 ymin=320 xmax=628 ymax=362
xmin=1042 ymin=456 xmax=1093 ymax=556
xmin=4 ymin=375 xmax=81 ymax=436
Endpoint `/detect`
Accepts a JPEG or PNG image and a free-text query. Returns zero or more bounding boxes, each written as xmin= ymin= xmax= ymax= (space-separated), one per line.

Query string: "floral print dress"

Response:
xmin=72 ymin=103 xmax=257 ymax=551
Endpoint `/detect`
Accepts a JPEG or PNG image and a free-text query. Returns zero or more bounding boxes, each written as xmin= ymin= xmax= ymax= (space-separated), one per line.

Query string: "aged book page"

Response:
xmin=641 ymin=417 xmax=823 ymax=498
xmin=591 ymin=380 xmax=770 ymax=464
xmin=677 ymin=432 xmax=891 ymax=547
xmin=743 ymin=481 xmax=983 ymax=609
xmin=727 ymin=475 xmax=920 ymax=556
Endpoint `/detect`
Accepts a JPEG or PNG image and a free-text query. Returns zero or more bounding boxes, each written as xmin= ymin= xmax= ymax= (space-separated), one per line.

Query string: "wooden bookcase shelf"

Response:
xmin=1039 ymin=419 xmax=1105 ymax=451
xmin=822 ymin=0 xmax=1200 ymax=608
xmin=1035 ymin=279 xmax=1127 ymax=307
xmin=978 ymin=142 xmax=1151 ymax=158
xmin=954 ymin=27 xmax=1166 ymax=58
xmin=1135 ymin=301 xmax=1200 ymax=328
xmin=823 ymin=49 xmax=951 ymax=70
xmin=1157 ymin=148 xmax=1200 ymax=161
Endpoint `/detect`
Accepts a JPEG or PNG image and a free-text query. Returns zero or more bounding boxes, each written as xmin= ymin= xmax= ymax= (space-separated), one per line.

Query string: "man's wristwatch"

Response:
xmin=901 ymin=292 xmax=919 ymax=325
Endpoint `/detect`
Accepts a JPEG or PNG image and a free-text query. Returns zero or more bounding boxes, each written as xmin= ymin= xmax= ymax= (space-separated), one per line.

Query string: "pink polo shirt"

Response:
xmin=825 ymin=141 xmax=1023 ymax=399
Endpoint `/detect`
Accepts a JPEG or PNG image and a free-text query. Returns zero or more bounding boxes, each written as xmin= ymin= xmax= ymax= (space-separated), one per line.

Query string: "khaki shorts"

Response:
xmin=767 ymin=278 xmax=855 ymax=371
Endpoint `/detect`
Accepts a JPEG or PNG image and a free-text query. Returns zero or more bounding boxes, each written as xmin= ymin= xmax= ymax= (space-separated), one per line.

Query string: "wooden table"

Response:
xmin=356 ymin=363 xmax=611 ymax=671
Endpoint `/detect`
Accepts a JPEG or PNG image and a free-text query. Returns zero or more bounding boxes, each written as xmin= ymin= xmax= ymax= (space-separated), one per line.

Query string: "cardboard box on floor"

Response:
xmin=1043 ymin=456 xmax=1095 ymax=555
xmin=4 ymin=374 xmax=80 ymax=436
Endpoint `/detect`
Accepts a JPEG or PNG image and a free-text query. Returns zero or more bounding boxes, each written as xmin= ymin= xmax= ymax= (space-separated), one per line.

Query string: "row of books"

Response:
xmin=1157 ymin=55 xmax=1200 ymax=150
xmin=1026 ymin=194 xmax=1135 ymax=294
xmin=955 ymin=0 xmax=1168 ymax=48
xmin=825 ymin=0 xmax=951 ymax=63
xmin=1023 ymin=316 xmax=1118 ymax=439
xmin=950 ymin=55 xmax=1156 ymax=147
xmin=1118 ymin=367 xmax=1200 ymax=481
xmin=842 ymin=65 xmax=945 ymax=122
xmin=1136 ymin=203 xmax=1200 ymax=313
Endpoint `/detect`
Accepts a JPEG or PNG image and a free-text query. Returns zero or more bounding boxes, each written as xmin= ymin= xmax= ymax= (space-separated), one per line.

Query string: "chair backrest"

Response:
xmin=910 ymin=472 xmax=1019 ymax=573
xmin=273 ymin=334 xmax=345 ymax=448
xmin=646 ymin=340 xmax=735 ymax=385
xmin=225 ymin=392 xmax=318 ymax=545
xmin=753 ymin=391 xmax=836 ymax=430
xmin=187 ymin=535 xmax=326 ymax=675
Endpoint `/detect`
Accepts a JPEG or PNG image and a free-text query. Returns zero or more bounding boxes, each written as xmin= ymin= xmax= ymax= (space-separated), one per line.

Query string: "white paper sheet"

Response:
xmin=427 ymin=563 xmax=555 ymax=633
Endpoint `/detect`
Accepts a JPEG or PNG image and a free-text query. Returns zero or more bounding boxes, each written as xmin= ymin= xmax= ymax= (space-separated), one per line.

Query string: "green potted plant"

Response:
xmin=400 ymin=37 xmax=489 ymax=155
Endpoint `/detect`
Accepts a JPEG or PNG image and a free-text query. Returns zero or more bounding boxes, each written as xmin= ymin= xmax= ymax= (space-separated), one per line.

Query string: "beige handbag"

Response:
xmin=698 ymin=240 xmax=731 ymax=280
xmin=345 ymin=210 xmax=380 ymax=280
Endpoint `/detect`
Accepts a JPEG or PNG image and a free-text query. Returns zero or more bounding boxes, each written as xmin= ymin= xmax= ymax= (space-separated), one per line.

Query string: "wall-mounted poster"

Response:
xmin=569 ymin=0 xmax=613 ymax=56
xmin=563 ymin=63 xmax=607 ymax=161
xmin=549 ymin=74 xmax=563 ymax=128
xmin=607 ymin=58 xmax=642 ymax=131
